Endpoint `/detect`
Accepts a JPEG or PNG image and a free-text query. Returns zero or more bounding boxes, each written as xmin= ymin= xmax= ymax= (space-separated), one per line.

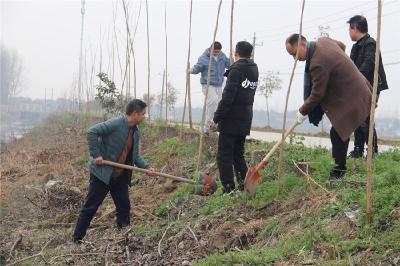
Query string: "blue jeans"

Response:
xmin=73 ymin=173 xmax=131 ymax=240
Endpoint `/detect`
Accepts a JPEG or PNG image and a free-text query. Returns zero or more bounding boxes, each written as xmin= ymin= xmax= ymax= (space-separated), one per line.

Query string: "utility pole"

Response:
xmin=77 ymin=0 xmax=86 ymax=112
xmin=251 ymin=32 xmax=263 ymax=60
xmin=160 ymin=69 xmax=165 ymax=118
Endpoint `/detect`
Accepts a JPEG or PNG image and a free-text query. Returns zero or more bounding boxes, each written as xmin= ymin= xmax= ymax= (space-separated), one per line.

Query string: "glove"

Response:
xmin=296 ymin=111 xmax=307 ymax=124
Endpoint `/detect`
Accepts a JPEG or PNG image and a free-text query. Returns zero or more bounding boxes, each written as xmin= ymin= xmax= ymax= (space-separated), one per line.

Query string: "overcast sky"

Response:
xmin=1 ymin=0 xmax=399 ymax=118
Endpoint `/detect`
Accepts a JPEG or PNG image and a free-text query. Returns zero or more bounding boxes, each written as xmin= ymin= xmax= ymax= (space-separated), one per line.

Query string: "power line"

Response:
xmin=384 ymin=61 xmax=400 ymax=66
xmin=256 ymin=9 xmax=400 ymax=43
xmin=243 ymin=1 xmax=377 ymax=38
xmin=243 ymin=0 xmax=397 ymax=40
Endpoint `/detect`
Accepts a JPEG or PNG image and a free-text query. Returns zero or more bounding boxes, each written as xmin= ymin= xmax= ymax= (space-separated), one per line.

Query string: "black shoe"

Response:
xmin=222 ymin=184 xmax=235 ymax=194
xmin=348 ymin=147 xmax=364 ymax=158
xmin=329 ymin=166 xmax=346 ymax=179
xmin=117 ymin=223 xmax=130 ymax=230
xmin=72 ymin=236 xmax=82 ymax=244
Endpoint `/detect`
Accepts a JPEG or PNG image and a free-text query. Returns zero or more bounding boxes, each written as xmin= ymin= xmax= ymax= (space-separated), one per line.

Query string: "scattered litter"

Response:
xmin=45 ymin=178 xmax=64 ymax=188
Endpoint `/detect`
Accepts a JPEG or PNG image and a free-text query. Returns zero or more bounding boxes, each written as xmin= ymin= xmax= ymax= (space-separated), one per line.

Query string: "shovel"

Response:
xmin=244 ymin=121 xmax=300 ymax=195
xmin=101 ymin=160 xmax=217 ymax=196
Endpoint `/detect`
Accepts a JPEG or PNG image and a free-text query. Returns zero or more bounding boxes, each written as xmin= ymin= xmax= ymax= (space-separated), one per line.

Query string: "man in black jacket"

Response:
xmin=347 ymin=15 xmax=389 ymax=158
xmin=211 ymin=41 xmax=259 ymax=193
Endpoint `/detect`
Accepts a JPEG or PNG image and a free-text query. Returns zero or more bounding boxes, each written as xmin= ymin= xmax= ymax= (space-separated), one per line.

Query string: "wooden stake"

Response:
xmin=276 ymin=0 xmax=306 ymax=197
xmin=196 ymin=0 xmax=223 ymax=171
xmin=366 ymin=0 xmax=382 ymax=225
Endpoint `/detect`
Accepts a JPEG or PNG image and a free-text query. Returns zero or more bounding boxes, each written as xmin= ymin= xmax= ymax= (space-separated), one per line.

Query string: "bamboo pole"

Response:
xmin=145 ymin=0 xmax=151 ymax=120
xmin=366 ymin=0 xmax=382 ymax=225
xmin=229 ymin=0 xmax=234 ymax=64
xmin=196 ymin=0 xmax=223 ymax=172
xmin=276 ymin=0 xmax=306 ymax=197
xmin=181 ymin=0 xmax=193 ymax=131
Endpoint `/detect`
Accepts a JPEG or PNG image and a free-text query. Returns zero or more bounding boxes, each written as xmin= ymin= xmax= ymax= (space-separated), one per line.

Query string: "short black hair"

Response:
xmin=126 ymin=99 xmax=147 ymax=115
xmin=211 ymin=41 xmax=222 ymax=50
xmin=286 ymin=34 xmax=307 ymax=46
xmin=347 ymin=15 xmax=368 ymax=33
xmin=235 ymin=41 xmax=253 ymax=58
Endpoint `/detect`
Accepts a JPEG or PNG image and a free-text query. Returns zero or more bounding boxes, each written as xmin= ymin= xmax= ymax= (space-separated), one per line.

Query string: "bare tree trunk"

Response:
xmin=366 ymin=0 xmax=382 ymax=225
xmin=229 ymin=0 xmax=235 ymax=64
xmin=146 ymin=0 xmax=151 ymax=120
xmin=276 ymin=0 xmax=306 ymax=197
xmin=266 ymin=97 xmax=270 ymax=127
xmin=124 ymin=0 xmax=141 ymax=100
xmin=112 ymin=2 xmax=123 ymax=82
xmin=196 ymin=0 xmax=223 ymax=172
xmin=181 ymin=0 xmax=193 ymax=132
xmin=164 ymin=2 xmax=168 ymax=123
xmin=133 ymin=51 xmax=137 ymax=98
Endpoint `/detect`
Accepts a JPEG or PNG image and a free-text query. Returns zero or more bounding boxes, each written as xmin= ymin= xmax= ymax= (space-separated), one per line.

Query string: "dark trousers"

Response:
xmin=217 ymin=133 xmax=247 ymax=190
xmin=330 ymin=127 xmax=350 ymax=169
xmin=354 ymin=116 xmax=378 ymax=153
xmin=73 ymin=174 xmax=131 ymax=240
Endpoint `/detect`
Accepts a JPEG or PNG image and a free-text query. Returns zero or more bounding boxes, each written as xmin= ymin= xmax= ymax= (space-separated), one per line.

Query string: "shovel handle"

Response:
xmin=256 ymin=121 xmax=300 ymax=171
xmin=101 ymin=160 xmax=197 ymax=184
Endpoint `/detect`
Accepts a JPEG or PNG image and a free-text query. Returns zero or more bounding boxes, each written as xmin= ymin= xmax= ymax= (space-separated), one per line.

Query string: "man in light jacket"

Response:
xmin=73 ymin=99 xmax=155 ymax=242
xmin=190 ymin=41 xmax=231 ymax=133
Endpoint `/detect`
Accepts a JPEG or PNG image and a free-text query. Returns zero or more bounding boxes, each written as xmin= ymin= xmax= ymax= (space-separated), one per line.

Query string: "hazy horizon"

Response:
xmin=1 ymin=0 xmax=399 ymax=118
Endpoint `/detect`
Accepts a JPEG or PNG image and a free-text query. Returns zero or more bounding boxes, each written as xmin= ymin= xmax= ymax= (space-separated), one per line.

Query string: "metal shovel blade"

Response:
xmin=194 ymin=172 xmax=218 ymax=196
xmin=244 ymin=165 xmax=262 ymax=196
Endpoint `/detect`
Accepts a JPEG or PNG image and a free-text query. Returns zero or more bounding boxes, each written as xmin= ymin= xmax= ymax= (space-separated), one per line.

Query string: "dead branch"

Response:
xmin=293 ymin=160 xmax=333 ymax=196
xmin=7 ymin=236 xmax=55 ymax=266
xmin=158 ymin=224 xmax=172 ymax=256
xmin=187 ymin=225 xmax=198 ymax=243
xmin=7 ymin=234 xmax=22 ymax=261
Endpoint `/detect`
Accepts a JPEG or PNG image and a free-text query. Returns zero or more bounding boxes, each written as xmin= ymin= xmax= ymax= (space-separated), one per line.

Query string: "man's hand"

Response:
xmin=210 ymin=120 xmax=217 ymax=130
xmin=296 ymin=111 xmax=307 ymax=124
xmin=94 ymin=156 xmax=104 ymax=165
xmin=147 ymin=167 xmax=156 ymax=177
xmin=187 ymin=68 xmax=192 ymax=75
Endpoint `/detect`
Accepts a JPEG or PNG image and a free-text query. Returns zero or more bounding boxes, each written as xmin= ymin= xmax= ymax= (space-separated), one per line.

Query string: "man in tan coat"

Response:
xmin=285 ymin=34 xmax=372 ymax=178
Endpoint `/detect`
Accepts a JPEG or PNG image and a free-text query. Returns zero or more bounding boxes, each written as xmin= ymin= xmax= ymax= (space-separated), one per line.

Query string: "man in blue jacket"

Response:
xmin=190 ymin=41 xmax=231 ymax=133
xmin=73 ymin=99 xmax=155 ymax=242
xmin=211 ymin=41 xmax=258 ymax=193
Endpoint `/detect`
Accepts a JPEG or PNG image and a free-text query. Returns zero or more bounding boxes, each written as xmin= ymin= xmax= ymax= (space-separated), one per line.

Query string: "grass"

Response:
xmin=4 ymin=112 xmax=399 ymax=265
xmin=154 ymin=183 xmax=193 ymax=217
xmin=193 ymin=146 xmax=400 ymax=265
